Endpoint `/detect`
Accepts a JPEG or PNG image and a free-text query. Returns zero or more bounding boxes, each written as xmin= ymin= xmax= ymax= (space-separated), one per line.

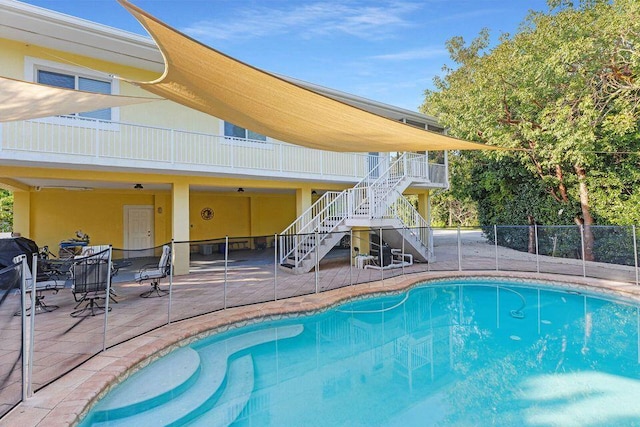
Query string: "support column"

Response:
xmin=249 ymin=195 xmax=256 ymax=249
xmin=295 ymin=185 xmax=313 ymax=217
xmin=417 ymin=190 xmax=435 ymax=261
xmin=172 ymin=182 xmax=190 ymax=275
xmin=417 ymin=191 xmax=430 ymax=224
xmin=352 ymin=228 xmax=371 ymax=256
xmin=154 ymin=193 xmax=169 ymax=245
xmin=12 ymin=191 xmax=30 ymax=238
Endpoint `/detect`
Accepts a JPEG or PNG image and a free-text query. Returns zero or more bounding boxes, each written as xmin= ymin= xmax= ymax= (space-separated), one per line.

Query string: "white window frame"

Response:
xmin=221 ymin=120 xmax=273 ymax=149
xmin=24 ymin=56 xmax=121 ymax=128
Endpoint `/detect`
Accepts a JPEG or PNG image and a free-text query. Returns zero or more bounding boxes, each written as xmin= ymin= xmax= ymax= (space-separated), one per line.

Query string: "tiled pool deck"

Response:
xmin=3 ymin=250 xmax=640 ymax=426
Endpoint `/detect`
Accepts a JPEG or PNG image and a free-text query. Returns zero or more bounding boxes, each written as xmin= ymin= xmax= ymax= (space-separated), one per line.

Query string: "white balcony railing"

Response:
xmin=0 ymin=116 xmax=448 ymax=185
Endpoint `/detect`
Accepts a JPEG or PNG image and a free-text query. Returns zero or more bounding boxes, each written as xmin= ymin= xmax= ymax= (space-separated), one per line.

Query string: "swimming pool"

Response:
xmin=79 ymin=278 xmax=640 ymax=426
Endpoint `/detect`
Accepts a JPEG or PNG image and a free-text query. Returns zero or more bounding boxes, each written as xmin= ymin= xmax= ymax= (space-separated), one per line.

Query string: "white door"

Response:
xmin=367 ymin=152 xmax=380 ymax=178
xmin=124 ymin=206 xmax=154 ymax=257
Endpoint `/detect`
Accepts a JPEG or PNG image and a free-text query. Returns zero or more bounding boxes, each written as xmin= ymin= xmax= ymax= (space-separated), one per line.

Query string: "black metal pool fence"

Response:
xmin=2 ymin=224 xmax=640 ymax=419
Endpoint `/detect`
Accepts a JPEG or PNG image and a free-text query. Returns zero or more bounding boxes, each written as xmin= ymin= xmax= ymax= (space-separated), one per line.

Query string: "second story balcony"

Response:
xmin=0 ymin=115 xmax=448 ymax=187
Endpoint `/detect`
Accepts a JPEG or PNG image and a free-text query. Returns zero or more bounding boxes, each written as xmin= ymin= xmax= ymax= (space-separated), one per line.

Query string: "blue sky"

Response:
xmin=22 ymin=0 xmax=550 ymax=111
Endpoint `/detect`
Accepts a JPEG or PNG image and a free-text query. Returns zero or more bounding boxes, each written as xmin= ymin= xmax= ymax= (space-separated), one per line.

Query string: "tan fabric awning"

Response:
xmin=0 ymin=76 xmax=157 ymax=122
xmin=119 ymin=0 xmax=496 ymax=152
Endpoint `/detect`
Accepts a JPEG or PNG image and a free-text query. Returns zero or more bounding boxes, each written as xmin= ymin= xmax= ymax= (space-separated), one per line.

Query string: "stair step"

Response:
xmin=88 ymin=325 xmax=303 ymax=427
xmin=173 ymin=355 xmax=254 ymax=426
xmin=92 ymin=346 xmax=201 ymax=419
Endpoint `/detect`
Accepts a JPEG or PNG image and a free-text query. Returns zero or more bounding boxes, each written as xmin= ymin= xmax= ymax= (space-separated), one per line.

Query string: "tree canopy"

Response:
xmin=423 ymin=0 xmax=640 ymax=259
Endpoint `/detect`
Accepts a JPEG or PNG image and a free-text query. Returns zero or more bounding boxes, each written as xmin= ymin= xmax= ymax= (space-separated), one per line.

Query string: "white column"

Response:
xmin=172 ymin=182 xmax=190 ymax=275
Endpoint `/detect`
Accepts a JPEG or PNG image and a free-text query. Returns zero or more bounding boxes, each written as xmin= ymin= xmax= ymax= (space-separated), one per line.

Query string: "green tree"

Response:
xmin=0 ymin=190 xmax=13 ymax=232
xmin=430 ymin=154 xmax=479 ymax=227
xmin=430 ymin=191 xmax=478 ymax=227
xmin=423 ymin=0 xmax=640 ymax=261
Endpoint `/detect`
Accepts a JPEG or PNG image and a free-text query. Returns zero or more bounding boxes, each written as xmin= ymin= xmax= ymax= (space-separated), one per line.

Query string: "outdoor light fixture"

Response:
xmin=134 ymin=183 xmax=143 ymax=189
xmin=312 ymin=190 xmax=317 ymax=195
xmin=237 ymin=187 xmax=244 ymax=192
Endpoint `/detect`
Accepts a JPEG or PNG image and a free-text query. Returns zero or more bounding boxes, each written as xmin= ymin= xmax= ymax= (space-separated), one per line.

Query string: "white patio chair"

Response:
xmin=135 ymin=245 xmax=171 ymax=298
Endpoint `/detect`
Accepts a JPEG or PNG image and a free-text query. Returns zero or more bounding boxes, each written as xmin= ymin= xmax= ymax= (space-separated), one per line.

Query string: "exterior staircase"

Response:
xmin=279 ymin=153 xmax=434 ymax=274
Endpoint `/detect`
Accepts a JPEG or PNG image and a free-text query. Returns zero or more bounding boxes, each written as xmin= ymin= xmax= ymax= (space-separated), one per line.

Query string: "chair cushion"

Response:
xmin=135 ymin=268 xmax=164 ymax=281
xmin=36 ymin=279 xmax=67 ymax=291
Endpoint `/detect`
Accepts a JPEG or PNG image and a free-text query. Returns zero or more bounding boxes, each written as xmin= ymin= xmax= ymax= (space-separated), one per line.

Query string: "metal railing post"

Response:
xmin=535 ymin=224 xmax=540 ymax=273
xmin=494 ymin=225 xmax=498 ymax=271
xmin=380 ymin=228 xmax=384 ymax=283
xmin=274 ymin=234 xmax=278 ymax=301
xmin=27 ymin=255 xmax=37 ymax=398
xmin=349 ymin=229 xmax=353 ymax=286
xmin=25 ymin=254 xmax=38 ymax=397
xmin=427 ymin=227 xmax=431 ymax=272
xmin=20 ymin=256 xmax=28 ymax=401
xmin=401 ymin=227 xmax=406 ymax=276
xmin=580 ymin=224 xmax=586 ymax=277
xmin=457 ymin=226 xmax=462 ymax=272
xmin=169 ymin=240 xmax=174 ymax=323
xmin=634 ymin=226 xmax=638 ymax=286
xmin=224 ymin=236 xmax=229 ymax=309
xmin=103 ymin=246 xmax=112 ymax=352
xmin=315 ymin=230 xmax=319 ymax=294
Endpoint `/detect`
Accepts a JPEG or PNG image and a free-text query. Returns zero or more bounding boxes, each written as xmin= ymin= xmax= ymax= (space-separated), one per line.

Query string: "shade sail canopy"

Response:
xmin=0 ymin=76 xmax=157 ymax=122
xmin=119 ymin=0 xmax=496 ymax=153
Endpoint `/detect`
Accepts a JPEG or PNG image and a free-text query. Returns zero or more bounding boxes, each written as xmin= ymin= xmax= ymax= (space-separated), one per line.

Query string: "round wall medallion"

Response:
xmin=201 ymin=207 xmax=214 ymax=220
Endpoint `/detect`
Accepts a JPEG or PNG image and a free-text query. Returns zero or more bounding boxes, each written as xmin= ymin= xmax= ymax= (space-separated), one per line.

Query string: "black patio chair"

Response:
xmin=13 ymin=254 xmax=67 ymax=315
xmin=70 ymin=247 xmax=112 ymax=317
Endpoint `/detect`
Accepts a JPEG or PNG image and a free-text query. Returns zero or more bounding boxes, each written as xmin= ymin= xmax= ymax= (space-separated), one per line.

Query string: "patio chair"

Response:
xmin=70 ymin=247 xmax=112 ymax=317
xmin=135 ymin=245 xmax=171 ymax=298
xmin=80 ymin=245 xmax=119 ymax=303
xmin=13 ymin=254 xmax=67 ymax=315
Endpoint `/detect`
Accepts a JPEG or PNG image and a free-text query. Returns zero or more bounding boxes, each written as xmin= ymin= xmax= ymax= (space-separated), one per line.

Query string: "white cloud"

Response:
xmin=371 ymin=47 xmax=448 ymax=61
xmin=181 ymin=1 xmax=422 ymax=42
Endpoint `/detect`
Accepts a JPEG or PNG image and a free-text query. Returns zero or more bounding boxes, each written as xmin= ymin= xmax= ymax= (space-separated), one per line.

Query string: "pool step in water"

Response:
xmin=86 ymin=325 xmax=304 ymax=426
xmin=92 ymin=346 xmax=202 ymax=419
xmin=174 ymin=355 xmax=254 ymax=426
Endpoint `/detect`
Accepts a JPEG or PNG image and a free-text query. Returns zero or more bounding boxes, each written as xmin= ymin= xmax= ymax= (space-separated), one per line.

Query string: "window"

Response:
xmin=37 ymin=69 xmax=112 ymax=120
xmin=427 ymin=124 xmax=445 ymax=134
xmin=224 ymin=122 xmax=267 ymax=142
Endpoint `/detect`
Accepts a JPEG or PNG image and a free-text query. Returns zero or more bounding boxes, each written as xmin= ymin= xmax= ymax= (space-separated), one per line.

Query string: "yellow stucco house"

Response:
xmin=0 ymin=0 xmax=449 ymax=274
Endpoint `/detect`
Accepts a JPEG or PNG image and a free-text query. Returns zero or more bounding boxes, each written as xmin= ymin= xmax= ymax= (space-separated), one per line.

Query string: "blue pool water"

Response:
xmin=80 ymin=279 xmax=640 ymax=426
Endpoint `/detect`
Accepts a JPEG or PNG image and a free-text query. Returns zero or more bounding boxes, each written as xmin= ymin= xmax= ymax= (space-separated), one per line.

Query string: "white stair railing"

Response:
xmin=279 ymin=153 xmax=432 ymax=268
xmin=351 ymin=153 xmax=429 ymax=218
xmin=279 ymin=191 xmax=349 ymax=265
xmin=385 ymin=191 xmax=431 ymax=254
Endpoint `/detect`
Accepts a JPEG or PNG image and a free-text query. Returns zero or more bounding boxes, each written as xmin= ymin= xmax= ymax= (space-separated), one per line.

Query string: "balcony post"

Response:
xmin=170 ymin=129 xmax=175 ymax=164
xmin=95 ymin=124 xmax=100 ymax=158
